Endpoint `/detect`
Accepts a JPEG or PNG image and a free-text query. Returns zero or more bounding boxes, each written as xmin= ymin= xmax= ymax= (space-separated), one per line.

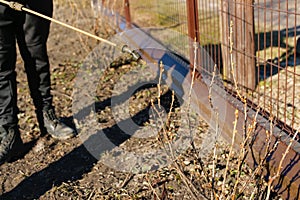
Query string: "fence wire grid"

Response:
xmin=92 ymin=0 xmax=299 ymax=135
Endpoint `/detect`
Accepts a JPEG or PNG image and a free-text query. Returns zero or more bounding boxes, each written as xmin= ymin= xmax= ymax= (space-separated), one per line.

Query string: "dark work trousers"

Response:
xmin=0 ymin=0 xmax=53 ymax=127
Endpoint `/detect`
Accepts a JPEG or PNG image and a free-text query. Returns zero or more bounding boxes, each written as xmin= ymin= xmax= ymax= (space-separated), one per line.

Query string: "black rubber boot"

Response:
xmin=0 ymin=125 xmax=20 ymax=165
xmin=43 ymin=108 xmax=75 ymax=140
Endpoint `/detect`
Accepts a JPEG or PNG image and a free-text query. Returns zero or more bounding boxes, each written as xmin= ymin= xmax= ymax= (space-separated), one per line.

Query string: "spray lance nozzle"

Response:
xmin=109 ymin=45 xmax=144 ymax=68
xmin=121 ymin=45 xmax=141 ymax=62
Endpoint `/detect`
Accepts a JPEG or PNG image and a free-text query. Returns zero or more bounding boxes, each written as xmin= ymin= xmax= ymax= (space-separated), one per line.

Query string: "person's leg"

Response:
xmin=17 ymin=0 xmax=75 ymax=139
xmin=16 ymin=0 xmax=53 ymax=112
xmin=0 ymin=5 xmax=22 ymax=164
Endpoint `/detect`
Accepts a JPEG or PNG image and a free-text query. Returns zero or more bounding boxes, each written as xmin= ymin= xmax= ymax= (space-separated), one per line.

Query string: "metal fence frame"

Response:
xmin=120 ymin=0 xmax=299 ymax=132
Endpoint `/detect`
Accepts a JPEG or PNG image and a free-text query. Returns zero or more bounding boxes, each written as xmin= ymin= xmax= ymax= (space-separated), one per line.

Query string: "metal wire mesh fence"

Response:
xmin=252 ymin=0 xmax=300 ymax=132
xmin=105 ymin=0 xmax=299 ymax=134
xmin=184 ymin=0 xmax=299 ymax=134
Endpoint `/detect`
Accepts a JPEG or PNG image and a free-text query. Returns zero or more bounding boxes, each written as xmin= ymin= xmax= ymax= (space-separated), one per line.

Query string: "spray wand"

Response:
xmin=0 ymin=0 xmax=141 ymax=61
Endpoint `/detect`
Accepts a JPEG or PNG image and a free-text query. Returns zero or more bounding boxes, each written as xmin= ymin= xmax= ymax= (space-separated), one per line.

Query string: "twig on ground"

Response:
xmin=87 ymin=188 xmax=95 ymax=200
xmin=119 ymin=173 xmax=134 ymax=189
xmin=173 ymin=161 xmax=208 ymax=200
xmin=51 ymin=90 xmax=73 ymax=100
xmin=145 ymin=174 xmax=161 ymax=200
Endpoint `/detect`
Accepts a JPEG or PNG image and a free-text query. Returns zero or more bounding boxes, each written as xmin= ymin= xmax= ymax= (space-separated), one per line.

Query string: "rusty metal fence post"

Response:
xmin=124 ymin=0 xmax=132 ymax=29
xmin=186 ymin=0 xmax=200 ymax=69
xmin=220 ymin=0 xmax=256 ymax=91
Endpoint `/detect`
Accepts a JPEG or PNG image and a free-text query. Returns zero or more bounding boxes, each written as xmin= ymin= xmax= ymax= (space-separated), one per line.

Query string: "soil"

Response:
xmin=0 ymin=1 xmax=282 ymax=200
